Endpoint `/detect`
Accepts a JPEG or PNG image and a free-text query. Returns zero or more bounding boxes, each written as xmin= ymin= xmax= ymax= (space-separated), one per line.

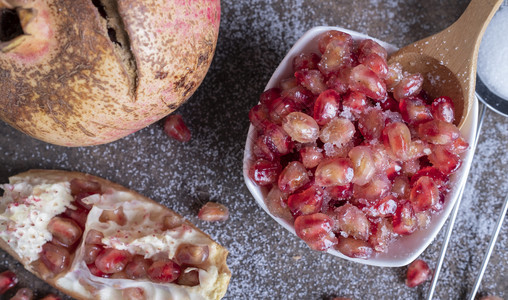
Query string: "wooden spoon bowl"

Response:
xmin=388 ymin=0 xmax=503 ymax=129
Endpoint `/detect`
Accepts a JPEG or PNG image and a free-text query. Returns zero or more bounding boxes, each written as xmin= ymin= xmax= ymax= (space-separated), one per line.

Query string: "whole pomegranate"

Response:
xmin=0 ymin=0 xmax=220 ymax=146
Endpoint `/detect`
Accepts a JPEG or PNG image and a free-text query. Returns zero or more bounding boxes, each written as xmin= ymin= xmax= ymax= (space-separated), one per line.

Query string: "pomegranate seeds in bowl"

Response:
xmin=243 ymin=26 xmax=478 ymax=267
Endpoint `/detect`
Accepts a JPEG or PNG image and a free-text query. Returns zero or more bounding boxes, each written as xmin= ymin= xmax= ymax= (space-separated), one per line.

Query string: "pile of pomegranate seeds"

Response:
xmin=248 ymin=30 xmax=468 ymax=258
xmin=405 ymin=259 xmax=432 ymax=287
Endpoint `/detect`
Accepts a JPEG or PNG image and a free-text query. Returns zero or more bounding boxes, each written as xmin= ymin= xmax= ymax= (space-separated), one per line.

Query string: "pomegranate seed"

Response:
xmin=319 ymin=118 xmax=356 ymax=146
xmin=410 ymin=176 xmax=440 ymax=212
xmin=370 ymin=143 xmax=390 ymax=172
xmin=265 ymin=185 xmax=292 ymax=222
xmin=391 ymin=176 xmax=411 ymax=199
xmin=281 ymin=86 xmax=314 ymax=109
xmin=294 ymin=213 xmax=337 ymax=251
xmin=293 ymin=52 xmax=321 ymax=71
xmin=364 ymin=195 xmax=398 ymax=218
xmin=70 ymin=178 xmax=101 ymax=197
xmin=368 ymin=218 xmax=395 ymax=252
xmin=313 ymin=89 xmax=342 ymax=125
xmin=318 ymin=30 xmax=354 ymax=54
xmin=393 ymin=73 xmax=424 ymax=101
xmin=357 ymin=39 xmax=388 ymax=62
xmin=87 ymin=263 xmax=110 ymax=278
xmin=280 ymin=78 xmax=298 ymax=91
xmin=382 ymin=121 xmax=411 ymax=160
xmin=353 ymin=174 xmax=391 ymax=203
xmin=299 ymin=146 xmax=324 ymax=169
xmin=259 ymin=88 xmax=281 ymax=106
xmin=252 ymin=135 xmax=276 ymax=161
xmin=266 ymin=97 xmax=299 ymax=124
xmin=445 ymin=136 xmax=469 ymax=154
xmin=342 ymin=91 xmax=371 ymax=113
xmin=393 ymin=201 xmax=417 ymax=235
xmin=315 ymin=158 xmax=354 ymax=187
xmin=326 ymin=68 xmax=350 ymax=95
xmin=40 ymin=294 xmax=60 ymax=300
xmin=324 ymin=184 xmax=353 ymax=201
xmin=402 ymin=159 xmax=421 ymax=176
xmin=99 ymin=207 xmax=127 ymax=226
xmin=85 ymin=229 xmax=105 ymax=245
xmin=40 ymin=243 xmax=70 ymax=275
xmin=399 ymin=97 xmax=434 ymax=125
xmin=416 ymin=211 xmax=432 ymax=229
xmin=335 ymin=236 xmax=373 ymax=259
xmin=177 ymin=268 xmax=200 ymax=286
xmin=406 ymin=259 xmax=432 ymax=287
xmin=147 ymin=260 xmax=181 ymax=283
xmin=84 ymin=244 xmax=103 ymax=264
xmin=358 ymin=108 xmax=385 ymax=141
xmin=198 ymin=202 xmax=229 ymax=222
xmin=10 ymin=288 xmax=33 ymax=300
xmin=248 ymin=104 xmax=269 ymax=129
xmin=362 ymin=53 xmax=388 ymax=78
xmin=385 ymin=62 xmax=403 ymax=91
xmin=62 ymin=205 xmax=89 ymax=229
xmin=287 ymin=185 xmax=324 ymax=216
xmin=410 ymin=167 xmax=448 ymax=189
xmin=47 ymin=216 xmax=83 ymax=247
xmin=348 ymin=146 xmax=376 ymax=185
xmin=163 ymin=115 xmax=191 ymax=142
xmin=163 ymin=213 xmax=183 ymax=230
xmin=407 ymin=140 xmax=432 ymax=160
xmin=282 ymin=112 xmax=319 ymax=143
xmin=262 ymin=122 xmax=293 ymax=156
xmin=278 ymin=161 xmax=310 ymax=194
xmin=418 ymin=119 xmax=460 ymax=145
xmin=318 ymin=39 xmax=353 ymax=75
xmin=385 ymin=161 xmax=402 ymax=180
xmin=348 ymin=65 xmax=387 ymax=100
xmin=122 ymin=287 xmax=147 ymax=300
xmin=125 ymin=255 xmax=151 ymax=279
xmin=378 ymin=96 xmax=400 ymax=112
xmin=0 ymin=270 xmax=18 ymax=294
xmin=249 ymin=158 xmax=281 ymax=186
xmin=295 ymin=69 xmax=327 ymax=95
xmin=334 ymin=203 xmax=370 ymax=241
xmin=428 ymin=145 xmax=462 ymax=175
xmin=95 ymin=248 xmax=132 ymax=274
xmin=175 ymin=244 xmax=209 ymax=266
xmin=431 ymin=96 xmax=455 ymax=123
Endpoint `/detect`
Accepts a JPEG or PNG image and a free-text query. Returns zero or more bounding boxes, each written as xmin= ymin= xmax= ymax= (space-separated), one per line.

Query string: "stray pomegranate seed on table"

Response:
xmin=198 ymin=202 xmax=230 ymax=222
xmin=0 ymin=270 xmax=18 ymax=294
xmin=247 ymin=30 xmax=468 ymax=258
xmin=163 ymin=114 xmax=191 ymax=142
xmin=405 ymin=259 xmax=432 ymax=287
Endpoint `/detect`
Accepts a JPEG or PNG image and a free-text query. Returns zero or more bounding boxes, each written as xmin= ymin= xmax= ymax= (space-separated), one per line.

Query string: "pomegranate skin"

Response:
xmin=0 ymin=0 xmax=220 ymax=146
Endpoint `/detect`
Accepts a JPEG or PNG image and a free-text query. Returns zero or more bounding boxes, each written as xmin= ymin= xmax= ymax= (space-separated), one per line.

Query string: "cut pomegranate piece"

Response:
xmin=313 ymin=89 xmax=342 ymax=125
xmin=335 ymin=236 xmax=374 ymax=259
xmin=405 ymin=259 xmax=432 ymax=287
xmin=125 ymin=255 xmax=151 ymax=279
xmin=299 ymin=146 xmax=324 ymax=169
xmin=95 ymin=248 xmax=132 ymax=274
xmin=147 ymin=260 xmax=181 ymax=283
xmin=318 ymin=30 xmax=354 ymax=55
xmin=334 ymin=203 xmax=370 ymax=241
xmin=293 ymin=52 xmax=321 ymax=71
xmin=362 ymin=53 xmax=388 ymax=78
xmin=198 ymin=202 xmax=229 ymax=222
xmin=428 ymin=145 xmax=462 ymax=175
xmin=410 ymin=176 xmax=440 ymax=212
xmin=342 ymin=91 xmax=370 ymax=113
xmin=262 ymin=122 xmax=293 ymax=156
xmin=393 ymin=73 xmax=424 ymax=101
xmin=40 ymin=243 xmax=70 ymax=275
xmin=177 ymin=268 xmax=200 ymax=286
xmin=399 ymin=97 xmax=434 ymax=125
xmin=295 ymin=69 xmax=326 ymax=95
xmin=122 ymin=287 xmax=147 ymax=300
xmin=47 ymin=216 xmax=83 ymax=247
xmin=293 ymin=213 xmax=337 ymax=251
xmin=259 ymin=87 xmax=281 ymax=106
xmin=0 ymin=270 xmax=18 ymax=294
xmin=358 ymin=108 xmax=385 ymax=141
xmin=319 ymin=118 xmax=356 ymax=146
xmin=265 ymin=185 xmax=292 ymax=222
xmin=382 ymin=121 xmax=411 ymax=160
xmin=163 ymin=115 xmax=191 ymax=142
xmin=62 ymin=205 xmax=89 ymax=229
xmin=417 ymin=119 xmax=460 ymax=145
xmin=282 ymin=112 xmax=319 ymax=143
xmin=348 ymin=64 xmax=387 ymax=100
xmin=248 ymin=104 xmax=269 ymax=129
xmin=249 ymin=158 xmax=281 ymax=186
xmin=348 ymin=146 xmax=376 ymax=185
xmin=84 ymin=244 xmax=103 ymax=265
xmin=278 ymin=161 xmax=310 ymax=194
xmin=85 ymin=229 xmax=105 ymax=245
xmin=315 ymin=158 xmax=354 ymax=187
xmin=319 ymin=39 xmax=353 ymax=75
xmin=175 ymin=244 xmax=209 ymax=266
xmin=368 ymin=218 xmax=395 ymax=252
xmin=287 ymin=185 xmax=324 ymax=216
xmin=357 ymin=39 xmax=388 ymax=62
xmin=393 ymin=201 xmax=417 ymax=235
xmin=10 ymin=288 xmax=33 ymax=300
xmin=431 ymin=96 xmax=455 ymax=123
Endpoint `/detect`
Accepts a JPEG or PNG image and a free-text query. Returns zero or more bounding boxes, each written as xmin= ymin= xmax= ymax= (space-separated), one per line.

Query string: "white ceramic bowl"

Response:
xmin=242 ymin=26 xmax=478 ymax=267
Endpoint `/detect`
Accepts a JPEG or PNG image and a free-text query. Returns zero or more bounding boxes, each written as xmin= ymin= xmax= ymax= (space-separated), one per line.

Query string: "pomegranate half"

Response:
xmin=0 ymin=0 xmax=220 ymax=146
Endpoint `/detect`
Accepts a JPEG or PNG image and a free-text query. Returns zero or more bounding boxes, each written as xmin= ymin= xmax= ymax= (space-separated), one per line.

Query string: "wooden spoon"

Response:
xmin=388 ymin=0 xmax=503 ymax=129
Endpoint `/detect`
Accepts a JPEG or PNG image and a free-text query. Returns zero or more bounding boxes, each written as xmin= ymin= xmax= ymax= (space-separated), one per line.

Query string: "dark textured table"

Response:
xmin=1 ymin=0 xmax=507 ymax=299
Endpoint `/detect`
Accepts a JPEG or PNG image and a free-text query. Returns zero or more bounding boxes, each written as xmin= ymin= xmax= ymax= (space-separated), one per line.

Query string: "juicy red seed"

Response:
xmin=318 ymin=30 xmax=354 ymax=54
xmin=315 ymin=158 xmax=354 ymax=187
xmin=294 ymin=213 xmax=337 ymax=251
xmin=163 ymin=115 xmax=191 ymax=142
xmin=95 ymin=248 xmax=132 ymax=274
xmin=248 ymin=104 xmax=269 ymax=129
xmin=295 ymin=69 xmax=327 ymax=95
xmin=177 ymin=269 xmax=200 ymax=286
xmin=319 ymin=118 xmax=356 ymax=146
xmin=278 ymin=161 xmax=310 ymax=194
xmin=265 ymin=185 xmax=292 ymax=222
xmin=410 ymin=166 xmax=448 ymax=189
xmin=410 ymin=176 xmax=440 ymax=212
xmin=318 ymin=39 xmax=353 ymax=75
xmin=299 ymin=146 xmax=324 ymax=169
xmin=10 ymin=288 xmax=33 ymax=300
xmin=259 ymin=88 xmax=281 ymax=106
xmin=368 ymin=218 xmax=394 ymax=252
xmin=87 ymin=263 xmax=110 ymax=278
xmin=393 ymin=73 xmax=424 ymax=101
xmin=378 ymin=96 xmax=400 ymax=112
xmin=281 ymin=86 xmax=314 ymax=109
xmin=382 ymin=122 xmax=411 ymax=160
xmin=385 ymin=161 xmax=402 ymax=181
xmin=348 ymin=146 xmax=376 ymax=186
xmin=125 ymin=255 xmax=151 ymax=279
xmin=84 ymin=244 xmax=103 ymax=265
xmin=418 ymin=119 xmax=460 ymax=145
xmin=385 ymin=62 xmax=403 ymax=91
xmin=85 ymin=229 xmax=104 ymax=245
xmin=399 ymin=97 xmax=434 ymax=125
xmin=62 ymin=205 xmax=89 ymax=229
xmin=147 ymin=260 xmax=181 ymax=283
xmin=326 ymin=68 xmax=350 ymax=95
xmin=313 ymin=89 xmax=342 ymax=125
xmin=282 ymin=112 xmax=319 ymax=143
xmin=175 ymin=244 xmax=209 ymax=266
xmin=334 ymin=203 xmax=370 ymax=241
xmin=263 ymin=122 xmax=293 ymax=156
xmin=0 ymin=270 xmax=18 ymax=294
xmin=393 ymin=201 xmax=417 ymax=235
xmin=70 ymin=178 xmax=101 ymax=197
xmin=198 ymin=202 xmax=229 ymax=222
xmin=287 ymin=185 xmax=324 ymax=216
xmin=428 ymin=145 xmax=462 ymax=175
xmin=348 ymin=64 xmax=387 ymax=100
xmin=445 ymin=136 xmax=469 ymax=154
xmin=342 ymin=91 xmax=370 ymax=112
xmin=362 ymin=53 xmax=388 ymax=78
xmin=406 ymin=259 xmax=432 ymax=287
xmin=431 ymin=96 xmax=455 ymax=123
xmin=358 ymin=108 xmax=384 ymax=141
xmin=353 ymin=174 xmax=391 ymax=203
xmin=267 ymin=97 xmax=299 ymax=124
xmin=357 ymin=39 xmax=388 ymax=61
xmin=392 ymin=176 xmax=410 ymax=199
xmin=324 ymin=183 xmax=353 ymax=201
xmin=47 ymin=217 xmax=82 ymax=247
xmin=99 ymin=207 xmax=127 ymax=226
xmin=249 ymin=158 xmax=281 ymax=186
xmin=40 ymin=243 xmax=70 ymax=275
xmin=335 ymin=236 xmax=374 ymax=259
xmin=293 ymin=52 xmax=321 ymax=71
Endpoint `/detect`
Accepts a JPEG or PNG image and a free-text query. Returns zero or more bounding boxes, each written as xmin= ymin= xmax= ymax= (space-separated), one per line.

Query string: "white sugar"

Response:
xmin=477 ymin=7 xmax=508 ymax=99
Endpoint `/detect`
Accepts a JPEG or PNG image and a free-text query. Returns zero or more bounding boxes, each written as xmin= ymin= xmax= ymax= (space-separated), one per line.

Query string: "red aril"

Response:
xmin=410 ymin=176 xmax=440 ymax=212
xmin=348 ymin=65 xmax=387 ymax=100
xmin=318 ymin=30 xmax=354 ymax=55
xmin=393 ymin=201 xmax=417 ymax=235
xmin=40 ymin=294 xmax=60 ymax=300
xmin=95 ymin=248 xmax=132 ymax=274
xmin=175 ymin=244 xmax=209 ymax=266
xmin=278 ymin=161 xmax=310 ymax=194
xmin=70 ymin=178 xmax=101 ymax=197
xmin=319 ymin=39 xmax=353 ymax=75
xmin=281 ymin=86 xmax=314 ymax=109
xmin=125 ymin=255 xmax=151 ymax=279
xmin=393 ymin=73 xmax=424 ymax=101
xmin=147 ymin=260 xmax=181 ymax=283
xmin=252 ymin=135 xmax=277 ymax=162
xmin=368 ymin=218 xmax=394 ymax=252
xmin=428 ymin=145 xmax=462 ymax=175
xmin=299 ymin=146 xmax=324 ymax=169
xmin=282 ymin=112 xmax=319 ymax=143
xmin=293 ymin=52 xmax=320 ymax=71
xmin=406 ymin=259 xmax=432 ymax=287
xmin=295 ymin=69 xmax=326 ymax=95
xmin=348 ymin=146 xmax=376 ymax=185
xmin=287 ymin=185 xmax=324 ymax=216
xmin=249 ymin=158 xmax=281 ymax=186
xmin=362 ymin=53 xmax=388 ymax=78
xmin=10 ymin=288 xmax=33 ymax=300
xmin=87 ymin=263 xmax=110 ymax=278
xmin=177 ymin=268 xmax=200 ymax=286
xmin=358 ymin=108 xmax=384 ymax=141
xmin=84 ymin=244 xmax=103 ymax=265
xmin=365 ymin=195 xmax=398 ymax=218
xmin=431 ymin=96 xmax=455 ymax=123
xmin=0 ymin=270 xmax=17 ymax=294
xmin=353 ymin=174 xmax=391 ymax=203
xmin=198 ymin=202 xmax=229 ymax=222
xmin=357 ymin=39 xmax=387 ymax=62
xmin=391 ymin=176 xmax=410 ymax=199
xmin=40 ymin=243 xmax=70 ymax=275
xmin=382 ymin=121 xmax=411 ymax=160
xmin=313 ymin=89 xmax=342 ymax=125
xmin=315 ymin=158 xmax=354 ymax=187
xmin=267 ymin=97 xmax=299 ymax=124
xmin=445 ymin=136 xmax=469 ymax=155
xmin=163 ymin=115 xmax=191 ymax=142
xmin=342 ymin=91 xmax=370 ymax=113
xmin=62 ymin=205 xmax=89 ymax=229
xmin=259 ymin=88 xmax=281 ymax=106
xmin=265 ymin=185 xmax=292 ymax=222
xmin=326 ymin=68 xmax=350 ymax=95
xmin=47 ymin=217 xmax=83 ymax=247
xmin=319 ymin=118 xmax=355 ymax=146
xmin=248 ymin=104 xmax=269 ymax=129
xmin=99 ymin=207 xmax=127 ymax=226
xmin=262 ymin=122 xmax=293 ymax=156
xmin=294 ymin=213 xmax=337 ymax=251
xmin=411 ymin=167 xmax=449 ymax=189
xmin=335 ymin=236 xmax=374 ymax=259
xmin=417 ymin=119 xmax=460 ymax=145
xmin=399 ymin=97 xmax=434 ymax=125
xmin=334 ymin=203 xmax=370 ymax=241
xmin=324 ymin=183 xmax=353 ymax=201
xmin=385 ymin=62 xmax=403 ymax=91
xmin=85 ymin=229 xmax=104 ymax=245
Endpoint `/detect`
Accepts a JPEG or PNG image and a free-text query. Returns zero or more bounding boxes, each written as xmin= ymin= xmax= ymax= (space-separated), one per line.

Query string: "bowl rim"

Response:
xmin=242 ymin=25 xmax=478 ymax=267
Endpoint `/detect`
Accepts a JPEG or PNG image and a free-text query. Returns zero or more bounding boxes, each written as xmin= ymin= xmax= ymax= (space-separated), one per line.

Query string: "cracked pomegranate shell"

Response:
xmin=0 ymin=0 xmax=220 ymax=146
